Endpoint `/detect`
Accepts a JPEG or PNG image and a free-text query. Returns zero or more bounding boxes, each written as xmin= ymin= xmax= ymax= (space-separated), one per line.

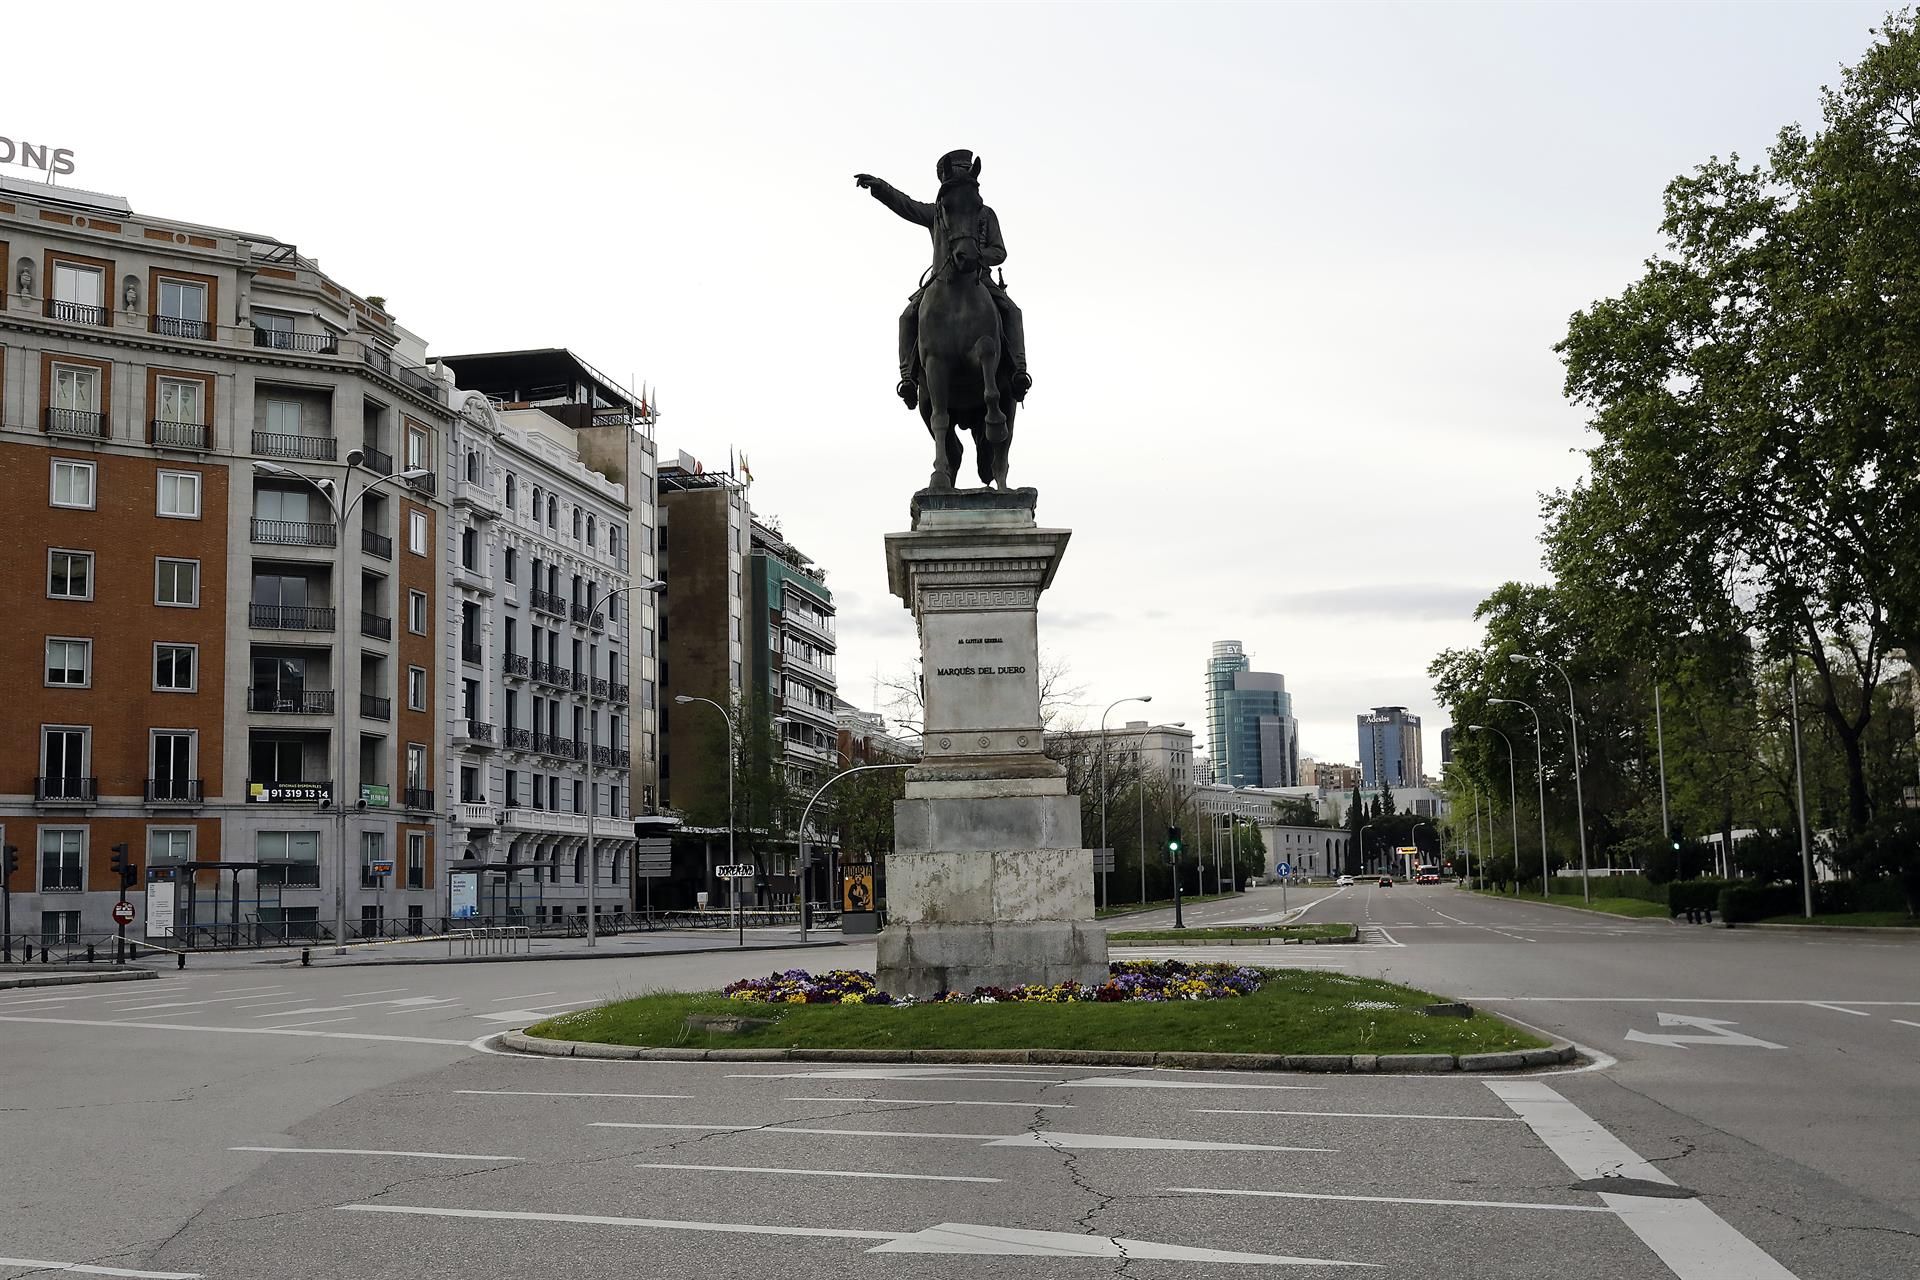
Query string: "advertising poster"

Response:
xmin=450 ymin=871 xmax=479 ymax=920
xmin=841 ymin=868 xmax=875 ymax=914
xmin=144 ymin=880 xmax=175 ymax=938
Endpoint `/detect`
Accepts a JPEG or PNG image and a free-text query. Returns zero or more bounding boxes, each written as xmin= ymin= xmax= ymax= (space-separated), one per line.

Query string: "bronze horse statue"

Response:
xmin=914 ymin=163 xmax=1017 ymax=490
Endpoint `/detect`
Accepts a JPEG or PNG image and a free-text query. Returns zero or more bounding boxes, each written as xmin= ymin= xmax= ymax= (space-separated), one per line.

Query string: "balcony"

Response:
xmin=504 ymin=726 xmax=533 ymax=751
xmin=361 ymin=344 xmax=441 ymax=399
xmin=501 ymin=807 xmax=589 ymax=836
xmin=153 ymin=315 xmax=213 ymax=341
xmin=591 ymin=676 xmax=610 ymax=699
xmin=571 ymin=603 xmax=594 ymax=626
xmin=360 ymin=692 xmax=391 ymax=721
xmin=529 ymin=589 xmax=566 ymax=618
xmin=35 ymin=776 xmax=97 ymax=803
xmin=249 ymin=603 xmax=336 ymax=631
xmin=404 ymin=787 xmax=434 ymax=811
xmin=251 ymin=518 xmax=337 ymax=547
xmin=502 ymin=654 xmax=530 ymax=680
xmin=150 ymin=419 xmax=210 ymax=450
xmin=360 ymin=610 xmax=392 ymax=641
xmin=46 ymin=298 xmax=109 ymax=326
xmin=360 ymin=527 xmax=393 ymax=559
xmin=248 ymin=688 xmax=335 ymax=714
xmin=361 ymin=445 xmax=394 ymax=475
xmin=406 ymin=470 xmax=437 ymax=496
xmin=533 ymin=733 xmax=560 ymax=757
xmin=254 ymin=327 xmax=338 ymax=355
xmin=253 ymin=431 xmax=337 ymax=460
xmin=146 ymin=778 xmax=204 ymax=805
xmin=614 ymin=748 xmax=631 ymax=769
xmin=611 ymin=682 xmax=630 ymax=704
xmin=781 ymin=607 xmax=836 ymax=647
xmin=44 ymin=408 xmax=107 ymax=439
xmin=591 ymin=743 xmax=612 ymax=767
xmin=453 ymin=801 xmax=499 ymax=828
xmin=455 ymin=719 xmax=496 ymax=749
xmin=453 ymin=476 xmax=501 ymax=517
xmin=460 ymin=640 xmax=483 ymax=666
xmin=572 ymin=671 xmax=589 ymax=693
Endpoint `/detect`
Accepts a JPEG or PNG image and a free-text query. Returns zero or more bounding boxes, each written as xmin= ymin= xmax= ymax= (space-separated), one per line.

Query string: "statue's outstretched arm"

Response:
xmin=855 ymin=174 xmax=935 ymax=228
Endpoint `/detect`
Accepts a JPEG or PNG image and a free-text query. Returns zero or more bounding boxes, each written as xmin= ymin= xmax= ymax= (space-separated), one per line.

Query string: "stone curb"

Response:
xmin=1107 ymin=932 xmax=1358 ymax=947
xmin=496 ymin=1029 xmax=1576 ymax=1073
xmin=1467 ymin=891 xmax=1679 ymax=925
xmin=1739 ymin=922 xmax=1920 ymax=936
xmin=0 ymin=968 xmax=158 ymax=989
xmin=317 ymin=938 xmax=847 ymax=968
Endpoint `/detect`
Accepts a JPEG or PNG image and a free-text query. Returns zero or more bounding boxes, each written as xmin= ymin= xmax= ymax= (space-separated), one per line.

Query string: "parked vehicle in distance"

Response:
xmin=1377 ymin=876 xmax=1394 ymax=888
xmin=1336 ymin=874 xmax=1355 ymax=887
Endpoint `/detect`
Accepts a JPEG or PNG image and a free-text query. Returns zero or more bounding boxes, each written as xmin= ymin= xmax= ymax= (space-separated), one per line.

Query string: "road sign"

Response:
xmin=111 ymin=900 xmax=135 ymax=925
xmin=1092 ymin=848 xmax=1115 ymax=873
xmin=1277 ymin=861 xmax=1292 ymax=877
xmin=717 ymin=863 xmax=756 ymax=879
xmin=1624 ymin=1012 xmax=1786 ymax=1050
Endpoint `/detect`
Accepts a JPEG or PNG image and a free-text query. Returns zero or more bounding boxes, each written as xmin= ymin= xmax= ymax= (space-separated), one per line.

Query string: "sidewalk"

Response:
xmin=308 ymin=927 xmax=851 ymax=967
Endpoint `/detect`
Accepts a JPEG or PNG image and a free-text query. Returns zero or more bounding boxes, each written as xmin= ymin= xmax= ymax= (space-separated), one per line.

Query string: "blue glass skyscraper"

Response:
xmin=1203 ymin=641 xmax=1299 ymax=789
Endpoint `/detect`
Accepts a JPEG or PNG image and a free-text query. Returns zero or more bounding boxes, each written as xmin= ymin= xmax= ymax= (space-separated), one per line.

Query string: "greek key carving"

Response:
xmin=922 ymin=587 xmax=1036 ymax=610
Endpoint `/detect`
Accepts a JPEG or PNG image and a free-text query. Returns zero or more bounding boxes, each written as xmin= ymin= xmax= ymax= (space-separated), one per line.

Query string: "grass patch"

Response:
xmin=1756 ymin=911 xmax=1919 ymax=928
xmin=528 ymin=969 xmax=1544 ymax=1057
xmin=1096 ymin=891 xmax=1240 ymax=919
xmin=1473 ymin=888 xmax=1671 ymax=918
xmin=1109 ymin=923 xmax=1355 ymax=943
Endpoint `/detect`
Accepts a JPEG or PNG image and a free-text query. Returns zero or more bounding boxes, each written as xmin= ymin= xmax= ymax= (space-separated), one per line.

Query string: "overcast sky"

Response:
xmin=7 ymin=0 xmax=1891 ymax=767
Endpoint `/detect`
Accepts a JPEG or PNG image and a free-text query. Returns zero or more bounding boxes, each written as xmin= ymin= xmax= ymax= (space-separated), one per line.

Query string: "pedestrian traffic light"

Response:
xmin=110 ymin=842 xmax=137 ymax=890
xmin=2 ymin=844 xmax=16 ymax=881
xmin=1165 ymin=826 xmax=1182 ymax=863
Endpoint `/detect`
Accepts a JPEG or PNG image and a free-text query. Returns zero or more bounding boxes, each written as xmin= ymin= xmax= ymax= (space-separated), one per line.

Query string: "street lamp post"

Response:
xmin=581 ymin=580 xmax=665 ymax=947
xmin=1518 ymin=655 xmax=1591 ymax=902
xmin=676 ymin=695 xmax=738 ymax=940
xmin=1098 ymin=695 xmax=1151 ymax=911
xmin=1358 ymin=822 xmax=1373 ymax=877
xmin=1488 ymin=697 xmax=1550 ymax=898
xmin=253 ymin=456 xmax=430 ymax=956
xmin=1467 ymin=724 xmax=1520 ymax=886
xmin=1410 ymin=821 xmax=1430 ymax=877
xmin=797 ymin=762 xmax=915 ymax=942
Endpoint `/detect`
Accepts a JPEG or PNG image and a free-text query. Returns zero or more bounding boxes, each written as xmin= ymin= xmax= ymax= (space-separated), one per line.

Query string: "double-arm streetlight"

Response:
xmin=1098 ymin=695 xmax=1151 ymax=909
xmin=253 ymin=456 xmax=429 ymax=955
xmin=580 ymin=579 xmax=665 ymax=946
xmin=1488 ymin=697 xmax=1549 ymax=898
xmin=1467 ymin=723 xmax=1521 ymax=889
xmin=1511 ymin=654 xmax=1590 ymax=900
xmin=1410 ymin=821 xmax=1430 ymax=878
xmin=676 ymin=693 xmax=785 ymax=936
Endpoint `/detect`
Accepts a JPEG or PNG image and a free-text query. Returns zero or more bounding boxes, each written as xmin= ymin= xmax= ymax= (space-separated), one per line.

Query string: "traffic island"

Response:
xmin=1108 ymin=924 xmax=1357 ymax=945
xmin=509 ymin=963 xmax=1571 ymax=1073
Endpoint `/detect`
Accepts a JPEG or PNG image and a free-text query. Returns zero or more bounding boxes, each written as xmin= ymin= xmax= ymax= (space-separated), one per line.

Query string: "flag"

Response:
xmin=740 ymin=452 xmax=753 ymax=484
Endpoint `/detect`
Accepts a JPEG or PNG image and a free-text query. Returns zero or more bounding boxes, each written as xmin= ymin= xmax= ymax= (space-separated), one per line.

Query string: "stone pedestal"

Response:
xmin=877 ymin=488 xmax=1108 ymax=998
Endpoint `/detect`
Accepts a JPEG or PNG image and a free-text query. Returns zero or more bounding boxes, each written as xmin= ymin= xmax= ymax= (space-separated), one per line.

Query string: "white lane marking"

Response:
xmin=786 ymin=1096 xmax=1076 ymax=1109
xmin=335 ymin=1204 xmax=1372 ymax=1266
xmin=638 ymin=1162 xmax=1001 ymax=1183
xmin=1061 ymin=1077 xmax=1325 ymax=1091
xmin=386 ymin=1002 xmax=461 ymax=1015
xmin=212 ymin=986 xmax=285 ymax=995
xmin=1488 ymin=1081 xmax=1801 ymax=1279
xmin=111 ymin=991 xmax=290 ymax=1012
xmin=729 ymin=1071 xmax=1067 ymax=1084
xmin=1373 ymin=926 xmax=1404 ymax=947
xmin=232 ymin=999 xmax=312 ymax=1009
xmin=1472 ymin=998 xmax=1920 ymax=1005
xmin=1623 ymin=1013 xmax=1786 ymax=1050
xmin=270 ymin=1017 xmax=356 ymax=1029
xmin=1426 ymin=908 xmax=1535 ymax=942
xmin=489 ymin=991 xmax=559 ymax=1003
xmin=1806 ymin=1003 xmax=1870 ymax=1017
xmin=471 ymin=1001 xmax=595 ymax=1023
xmin=0 ymin=1257 xmax=202 ymax=1278
xmin=253 ymin=997 xmax=441 ymax=1018
xmin=233 ymin=1145 xmax=521 ymax=1161
xmin=341 ymin=988 xmax=410 ymax=997
xmin=589 ymin=1121 xmax=1330 ymax=1152
xmin=456 ymin=1090 xmax=694 ymax=1100
xmin=1893 ymin=1019 xmax=1920 ymax=1030
xmin=1191 ymin=1108 xmax=1519 ymax=1122
xmin=0 ymin=1014 xmax=467 ymax=1046
xmin=1169 ymin=1186 xmax=1608 ymax=1212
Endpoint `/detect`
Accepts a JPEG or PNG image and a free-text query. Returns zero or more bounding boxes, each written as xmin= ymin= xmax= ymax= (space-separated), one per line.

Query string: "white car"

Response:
xmin=1336 ymin=875 xmax=1355 ymax=887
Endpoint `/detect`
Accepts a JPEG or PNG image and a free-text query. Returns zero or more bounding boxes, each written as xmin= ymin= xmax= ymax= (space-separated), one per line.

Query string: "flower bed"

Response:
xmin=722 ymin=960 xmax=1268 ymax=1007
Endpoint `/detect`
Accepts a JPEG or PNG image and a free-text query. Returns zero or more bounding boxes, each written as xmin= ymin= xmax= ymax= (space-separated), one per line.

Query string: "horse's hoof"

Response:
xmin=929 ymin=471 xmax=954 ymax=491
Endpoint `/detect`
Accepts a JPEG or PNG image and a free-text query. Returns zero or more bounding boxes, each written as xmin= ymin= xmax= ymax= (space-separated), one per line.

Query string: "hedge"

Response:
xmin=1550 ymin=874 xmax=1662 ymax=904
xmin=1668 ymin=879 xmax=1729 ymax=915
xmin=1718 ymin=883 xmax=1803 ymax=923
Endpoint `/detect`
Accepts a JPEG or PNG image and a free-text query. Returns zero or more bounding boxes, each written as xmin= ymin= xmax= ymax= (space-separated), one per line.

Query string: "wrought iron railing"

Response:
xmin=248 ymin=688 xmax=334 ymax=714
xmin=150 ymin=419 xmax=209 ymax=449
xmin=251 ymin=518 xmax=336 ymax=547
xmin=249 ymin=602 xmax=336 ymax=630
xmin=44 ymin=407 xmax=107 ymax=438
xmin=253 ymin=431 xmax=337 ymax=460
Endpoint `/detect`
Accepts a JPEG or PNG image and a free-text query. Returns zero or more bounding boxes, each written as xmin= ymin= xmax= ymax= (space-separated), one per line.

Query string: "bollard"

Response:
xmin=23 ymin=943 xmax=32 ymax=963
xmin=301 ymin=947 xmax=311 ymax=967
xmin=176 ymin=951 xmax=186 ymax=970
xmin=86 ymin=944 xmax=95 ymax=964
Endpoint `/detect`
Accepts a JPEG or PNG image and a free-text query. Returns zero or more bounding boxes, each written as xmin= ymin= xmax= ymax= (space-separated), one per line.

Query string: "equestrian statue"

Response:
xmin=855 ymin=150 xmax=1031 ymax=491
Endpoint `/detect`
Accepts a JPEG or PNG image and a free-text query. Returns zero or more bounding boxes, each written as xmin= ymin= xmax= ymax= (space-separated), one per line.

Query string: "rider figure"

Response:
xmin=855 ymin=150 xmax=1032 ymax=410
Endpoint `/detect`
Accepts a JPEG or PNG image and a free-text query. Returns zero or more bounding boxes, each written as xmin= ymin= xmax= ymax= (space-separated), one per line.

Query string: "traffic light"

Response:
xmin=110 ymin=842 xmax=137 ymax=890
xmin=1670 ymin=821 xmax=1684 ymax=852
xmin=2 ymin=844 xmax=16 ymax=882
xmin=1164 ymin=825 xmax=1183 ymax=864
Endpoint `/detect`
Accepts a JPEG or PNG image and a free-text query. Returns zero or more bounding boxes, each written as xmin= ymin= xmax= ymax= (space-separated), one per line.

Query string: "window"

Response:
xmin=610 ymin=526 xmax=621 ymax=560
xmin=41 ymin=910 xmax=82 ymax=945
xmin=408 ymin=510 xmax=428 ymax=556
xmin=505 ymin=473 xmax=517 ymax=508
xmin=546 ymin=496 xmax=556 ymax=527
xmin=157 ymin=471 xmax=201 ymax=519
xmin=731 ymin=660 xmax=742 ymax=689
xmin=45 ymin=638 xmax=90 ymax=687
xmin=155 ymin=558 xmax=199 ymax=606
xmin=406 ymin=426 xmax=429 ymax=471
xmin=152 ymin=731 xmax=194 ymax=797
xmin=157 ymin=377 xmax=204 ymax=427
xmin=361 ymin=831 xmax=386 ymax=888
xmin=462 ymin=677 xmax=478 ymax=720
xmin=504 ymin=768 xmax=519 ymax=805
xmin=572 ymin=508 xmax=582 ymax=540
xmin=573 ymin=780 xmax=584 ymax=813
xmin=51 ymin=364 xmax=98 ymax=419
xmin=406 ymin=743 xmax=426 ymax=790
xmin=408 ymin=666 xmax=427 ymax=711
xmin=258 ymin=831 xmax=320 ymax=887
xmin=406 ymin=830 xmax=426 ymax=889
xmin=255 ymin=487 xmax=311 ymax=523
xmin=53 ymin=262 xmax=104 ymax=307
xmin=154 ymin=643 xmax=197 ymax=692
xmin=408 ymin=591 xmax=427 ymax=635
xmin=40 ymin=829 xmax=84 ymax=892
xmin=42 ymin=726 xmax=88 ymax=785
xmin=157 ymin=278 xmax=207 ymax=327
xmin=532 ymin=774 xmax=545 ymax=810
xmin=149 ymin=828 xmax=193 ymax=866
xmin=51 ymin=459 xmax=95 ymax=509
xmin=265 ymin=398 xmax=301 ymax=434
xmin=504 ymin=548 xmax=517 ymax=583
xmin=586 ymin=514 xmax=595 ymax=547
xmin=460 ymin=765 xmax=481 ymax=803
xmin=465 ymin=450 xmax=479 ymax=483
xmin=503 ymin=618 xmax=518 ymax=658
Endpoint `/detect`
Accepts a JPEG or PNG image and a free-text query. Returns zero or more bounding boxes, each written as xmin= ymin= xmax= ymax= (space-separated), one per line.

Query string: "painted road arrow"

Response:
xmin=338 ymin=1205 xmax=1376 ymax=1266
xmin=1624 ymin=1012 xmax=1786 ymax=1049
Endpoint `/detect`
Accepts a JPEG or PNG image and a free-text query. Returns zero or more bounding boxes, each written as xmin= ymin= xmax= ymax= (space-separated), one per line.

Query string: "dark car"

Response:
xmin=1377 ymin=876 xmax=1393 ymax=887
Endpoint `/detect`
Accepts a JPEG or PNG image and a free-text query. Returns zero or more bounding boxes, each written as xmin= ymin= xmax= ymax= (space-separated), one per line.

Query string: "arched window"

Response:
xmin=465 ymin=450 xmax=480 ymax=483
xmin=586 ymin=514 xmax=596 ymax=547
xmin=573 ymin=848 xmax=586 ymax=884
xmin=547 ymin=496 xmax=557 ymax=527
xmin=531 ymin=485 xmax=541 ymax=518
xmin=572 ymin=507 xmax=583 ymax=540
xmin=505 ymin=472 xmax=517 ymax=507
xmin=610 ymin=526 xmax=622 ymax=560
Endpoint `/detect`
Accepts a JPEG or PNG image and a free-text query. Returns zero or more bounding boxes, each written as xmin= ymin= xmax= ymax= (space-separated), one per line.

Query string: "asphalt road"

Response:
xmin=2 ymin=885 xmax=1916 ymax=1278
